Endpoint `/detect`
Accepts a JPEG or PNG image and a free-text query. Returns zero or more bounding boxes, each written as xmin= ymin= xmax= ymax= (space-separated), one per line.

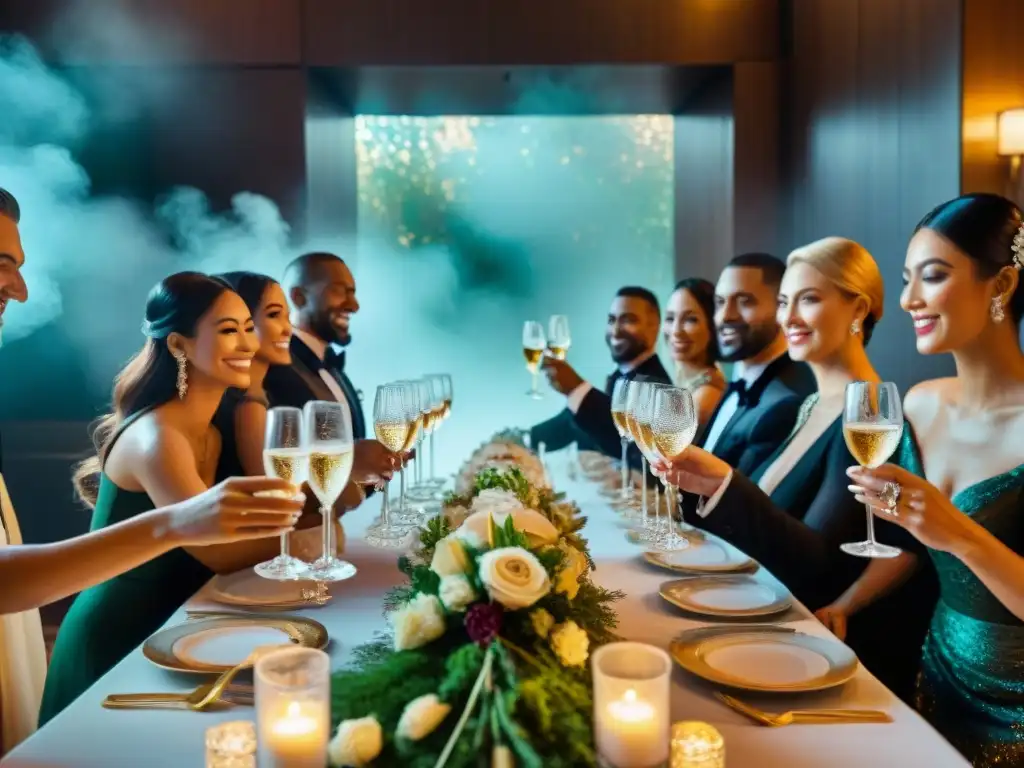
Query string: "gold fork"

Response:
xmin=102 ymin=683 xmax=254 ymax=710
xmin=715 ymin=693 xmax=892 ymax=727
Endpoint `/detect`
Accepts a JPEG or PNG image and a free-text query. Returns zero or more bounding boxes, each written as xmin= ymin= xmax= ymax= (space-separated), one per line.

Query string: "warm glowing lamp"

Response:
xmin=997 ymin=109 xmax=1024 ymax=157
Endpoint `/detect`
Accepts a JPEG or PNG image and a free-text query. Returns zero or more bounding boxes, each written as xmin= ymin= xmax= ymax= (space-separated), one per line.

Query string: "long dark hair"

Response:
xmin=216 ymin=271 xmax=277 ymax=315
xmin=672 ymin=277 xmax=719 ymax=365
xmin=915 ymin=193 xmax=1024 ymax=324
xmin=73 ymin=272 xmax=232 ymax=506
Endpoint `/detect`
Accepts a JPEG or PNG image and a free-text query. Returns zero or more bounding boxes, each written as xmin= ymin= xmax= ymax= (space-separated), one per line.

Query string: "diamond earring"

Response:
xmin=850 ymin=319 xmax=862 ymax=335
xmin=173 ymin=352 xmax=188 ymax=399
xmin=991 ymin=298 xmax=1006 ymax=324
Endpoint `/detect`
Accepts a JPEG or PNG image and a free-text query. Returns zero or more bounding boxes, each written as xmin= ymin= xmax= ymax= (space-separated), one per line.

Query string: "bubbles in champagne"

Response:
xmin=843 ymin=423 xmax=903 ymax=469
xmin=523 ymin=347 xmax=544 ymax=371
xmin=262 ymin=447 xmax=309 ymax=485
xmin=611 ymin=410 xmax=629 ymax=438
xmin=402 ymin=417 xmax=422 ymax=452
xmin=652 ymin=424 xmax=697 ymax=460
xmin=375 ymin=420 xmax=412 ymax=453
xmin=308 ymin=442 xmax=355 ymax=507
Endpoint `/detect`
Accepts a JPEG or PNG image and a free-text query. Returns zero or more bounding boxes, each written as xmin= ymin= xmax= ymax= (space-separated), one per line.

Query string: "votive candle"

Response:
xmin=255 ymin=647 xmax=330 ymax=768
xmin=671 ymin=721 xmax=725 ymax=768
xmin=593 ymin=642 xmax=671 ymax=768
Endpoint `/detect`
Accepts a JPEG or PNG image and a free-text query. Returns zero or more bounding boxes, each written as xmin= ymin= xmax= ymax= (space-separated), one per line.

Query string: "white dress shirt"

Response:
xmin=565 ymin=349 xmax=657 ymax=413
xmin=291 ymin=327 xmax=351 ymax=418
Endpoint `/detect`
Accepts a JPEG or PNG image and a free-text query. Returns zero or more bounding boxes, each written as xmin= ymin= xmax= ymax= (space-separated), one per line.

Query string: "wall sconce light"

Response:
xmin=997 ymin=109 xmax=1024 ymax=202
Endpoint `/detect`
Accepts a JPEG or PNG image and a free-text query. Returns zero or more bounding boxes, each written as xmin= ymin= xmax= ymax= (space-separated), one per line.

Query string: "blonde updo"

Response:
xmin=786 ymin=237 xmax=884 ymax=343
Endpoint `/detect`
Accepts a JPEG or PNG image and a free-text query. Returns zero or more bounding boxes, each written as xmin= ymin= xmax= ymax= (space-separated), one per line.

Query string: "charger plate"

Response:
xmin=643 ymin=540 xmax=754 ymax=574
xmin=209 ymin=569 xmax=325 ymax=609
xmin=670 ymin=626 xmax=858 ymax=693
xmin=144 ymin=615 xmax=328 ymax=673
xmin=660 ymin=575 xmax=792 ymax=618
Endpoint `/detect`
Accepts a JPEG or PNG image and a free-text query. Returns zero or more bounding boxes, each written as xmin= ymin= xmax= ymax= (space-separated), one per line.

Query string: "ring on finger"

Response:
xmin=878 ymin=481 xmax=902 ymax=510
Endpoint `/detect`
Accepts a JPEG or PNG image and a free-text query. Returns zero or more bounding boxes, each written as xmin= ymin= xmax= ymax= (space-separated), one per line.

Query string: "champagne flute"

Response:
xmin=407 ymin=378 xmax=436 ymax=502
xmin=610 ymin=378 xmax=636 ymax=505
xmin=422 ymin=374 xmax=447 ymax=493
xmin=632 ymin=382 xmax=672 ymax=543
xmin=303 ymin=400 xmax=358 ymax=581
xmin=625 ymin=381 xmax=654 ymax=530
xmin=547 ymin=315 xmax=571 ymax=360
xmin=841 ymin=381 xmax=904 ymax=559
xmin=423 ymin=373 xmax=454 ymax=489
xmin=253 ymin=407 xmax=311 ymax=580
xmin=366 ymin=384 xmax=413 ymax=548
xmin=440 ymin=374 xmax=453 ymax=422
xmin=523 ymin=321 xmax=546 ymax=398
xmin=650 ymin=386 xmax=699 ymax=551
xmin=393 ymin=379 xmax=423 ymax=521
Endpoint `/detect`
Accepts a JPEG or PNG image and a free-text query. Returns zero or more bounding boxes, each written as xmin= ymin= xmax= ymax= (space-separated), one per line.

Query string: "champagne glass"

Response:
xmin=547 ymin=315 xmax=572 ymax=360
xmin=422 ymin=374 xmax=447 ymax=493
xmin=625 ymin=381 xmax=654 ymax=530
xmin=841 ymin=381 xmax=904 ymax=558
xmin=253 ymin=407 xmax=311 ymax=580
xmin=650 ymin=386 xmax=699 ymax=551
xmin=423 ymin=373 xmax=454 ymax=489
xmin=407 ymin=378 xmax=436 ymax=502
xmin=523 ymin=320 xmax=546 ymax=398
xmin=303 ymin=400 xmax=358 ymax=581
xmin=366 ymin=384 xmax=413 ymax=548
xmin=393 ymin=379 xmax=423 ymax=521
xmin=632 ymin=382 xmax=672 ymax=544
xmin=610 ymin=378 xmax=636 ymax=505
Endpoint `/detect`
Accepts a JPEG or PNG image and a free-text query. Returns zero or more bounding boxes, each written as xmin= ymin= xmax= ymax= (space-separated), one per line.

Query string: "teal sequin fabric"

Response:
xmin=902 ymin=431 xmax=1024 ymax=767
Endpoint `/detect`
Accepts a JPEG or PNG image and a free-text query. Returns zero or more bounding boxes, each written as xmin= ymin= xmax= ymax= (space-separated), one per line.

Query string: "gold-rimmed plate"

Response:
xmin=660 ymin=575 xmax=792 ymax=618
xmin=643 ymin=540 xmax=755 ymax=574
xmin=670 ymin=627 xmax=858 ymax=693
xmin=208 ymin=569 xmax=327 ymax=609
xmin=143 ymin=615 xmax=328 ymax=673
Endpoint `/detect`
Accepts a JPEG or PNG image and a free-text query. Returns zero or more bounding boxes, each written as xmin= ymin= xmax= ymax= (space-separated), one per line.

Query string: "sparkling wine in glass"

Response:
xmin=625 ymin=381 xmax=655 ymax=528
xmin=650 ymin=385 xmax=699 ymax=551
xmin=303 ymin=400 xmax=358 ymax=581
xmin=366 ymin=383 xmax=413 ymax=548
xmin=610 ymin=378 xmax=636 ymax=505
xmin=547 ymin=315 xmax=572 ymax=360
xmin=407 ymin=378 xmax=437 ymax=501
xmin=523 ymin=320 xmax=546 ymax=399
xmin=254 ymin=407 xmax=311 ymax=580
xmin=422 ymin=374 xmax=447 ymax=492
xmin=841 ymin=381 xmax=904 ymax=559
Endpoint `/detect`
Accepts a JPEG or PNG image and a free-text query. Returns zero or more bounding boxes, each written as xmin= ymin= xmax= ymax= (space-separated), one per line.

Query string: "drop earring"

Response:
xmin=850 ymin=319 xmax=862 ymax=335
xmin=991 ymin=298 xmax=1006 ymax=324
xmin=174 ymin=351 xmax=188 ymax=399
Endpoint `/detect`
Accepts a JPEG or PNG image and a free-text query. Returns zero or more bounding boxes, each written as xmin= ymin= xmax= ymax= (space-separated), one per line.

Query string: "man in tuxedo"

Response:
xmin=699 ymin=252 xmax=816 ymax=475
xmin=0 ymin=188 xmax=28 ymax=474
xmin=264 ymin=252 xmax=395 ymax=485
xmin=532 ymin=286 xmax=671 ymax=458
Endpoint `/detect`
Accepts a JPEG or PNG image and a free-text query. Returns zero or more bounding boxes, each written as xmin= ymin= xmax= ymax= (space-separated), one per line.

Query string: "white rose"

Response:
xmin=328 ymin=716 xmax=382 ymax=767
xmin=460 ymin=507 xmax=559 ymax=549
xmin=431 ymin=534 xmax=471 ymax=577
xmin=471 ymin=488 xmax=525 ymax=516
xmin=477 ymin=547 xmax=551 ymax=610
xmin=555 ymin=543 xmax=588 ymax=601
xmin=438 ymin=574 xmax=477 ymax=612
xmin=550 ymin=620 xmax=589 ymax=667
xmin=453 ymin=525 xmax=487 ymax=550
xmin=397 ymin=694 xmax=451 ymax=741
xmin=392 ymin=593 xmax=446 ymax=651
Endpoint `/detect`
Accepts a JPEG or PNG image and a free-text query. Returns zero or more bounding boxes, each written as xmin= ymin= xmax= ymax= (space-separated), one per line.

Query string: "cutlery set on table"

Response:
xmin=102 ymin=570 xmax=331 ymax=712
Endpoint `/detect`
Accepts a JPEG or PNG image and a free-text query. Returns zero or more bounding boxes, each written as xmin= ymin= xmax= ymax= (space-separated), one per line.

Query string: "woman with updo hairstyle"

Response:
xmin=661 ymin=278 xmax=726 ymax=426
xmin=651 ymin=237 xmax=931 ymax=698
xmin=41 ymin=271 xmax=300 ymax=725
xmin=826 ymin=194 xmax=1024 ymax=766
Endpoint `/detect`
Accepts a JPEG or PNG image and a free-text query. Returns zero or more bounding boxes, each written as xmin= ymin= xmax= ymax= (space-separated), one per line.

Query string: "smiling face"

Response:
xmin=295 ymin=259 xmax=359 ymax=346
xmin=605 ymin=295 xmax=660 ymax=365
xmin=663 ymin=287 xmax=713 ymax=365
xmin=171 ymin=290 xmax=257 ymax=389
xmin=777 ymin=261 xmax=866 ymax=363
xmin=253 ymin=282 xmax=292 ymax=366
xmin=0 ymin=213 xmax=27 ymax=331
xmin=714 ymin=266 xmax=780 ymax=362
xmin=901 ymin=228 xmax=1005 ymax=355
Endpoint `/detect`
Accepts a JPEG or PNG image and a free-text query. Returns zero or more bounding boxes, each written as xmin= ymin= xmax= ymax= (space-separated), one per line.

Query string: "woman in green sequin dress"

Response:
xmin=40 ymin=273 xmax=302 ymax=725
xmin=837 ymin=193 xmax=1024 ymax=767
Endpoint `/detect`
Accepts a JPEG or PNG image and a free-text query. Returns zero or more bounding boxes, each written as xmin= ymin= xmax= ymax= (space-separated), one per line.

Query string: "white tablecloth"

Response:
xmin=1 ymin=468 xmax=968 ymax=767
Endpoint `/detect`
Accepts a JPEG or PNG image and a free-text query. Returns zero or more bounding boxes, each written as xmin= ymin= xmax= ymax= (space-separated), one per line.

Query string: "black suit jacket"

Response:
xmin=698 ymin=353 xmax=816 ymax=475
xmin=693 ymin=418 xmax=935 ymax=702
xmin=263 ymin=337 xmax=367 ymax=441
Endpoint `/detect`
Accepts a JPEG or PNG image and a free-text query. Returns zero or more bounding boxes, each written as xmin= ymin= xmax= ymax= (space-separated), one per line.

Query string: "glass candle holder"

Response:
xmin=671 ymin=722 xmax=724 ymax=767
xmin=592 ymin=642 xmax=672 ymax=768
xmin=205 ymin=720 xmax=256 ymax=768
xmin=255 ymin=647 xmax=330 ymax=768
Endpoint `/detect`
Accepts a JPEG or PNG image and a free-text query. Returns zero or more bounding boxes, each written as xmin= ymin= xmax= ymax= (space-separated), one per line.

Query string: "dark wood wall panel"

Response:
xmin=962 ymin=0 xmax=1024 ymax=203
xmin=303 ymin=0 xmax=780 ymax=66
xmin=784 ymin=0 xmax=962 ymax=391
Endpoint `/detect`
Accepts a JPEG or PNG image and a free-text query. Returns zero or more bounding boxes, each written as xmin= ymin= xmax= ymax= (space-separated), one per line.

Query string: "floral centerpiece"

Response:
xmin=328 ymin=439 xmax=623 ymax=767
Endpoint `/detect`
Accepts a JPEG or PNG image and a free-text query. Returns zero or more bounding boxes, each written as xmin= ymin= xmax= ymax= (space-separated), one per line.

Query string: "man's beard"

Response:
xmin=607 ymin=334 xmax=647 ymax=365
xmin=310 ymin=311 xmax=350 ymax=347
xmin=717 ymin=320 xmax=778 ymax=363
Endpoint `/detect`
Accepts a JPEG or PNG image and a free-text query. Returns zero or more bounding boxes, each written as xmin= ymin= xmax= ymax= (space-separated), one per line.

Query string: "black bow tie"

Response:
xmin=727 ymin=379 xmax=751 ymax=407
xmin=605 ymin=368 xmax=624 ymax=395
xmin=324 ymin=347 xmax=345 ymax=372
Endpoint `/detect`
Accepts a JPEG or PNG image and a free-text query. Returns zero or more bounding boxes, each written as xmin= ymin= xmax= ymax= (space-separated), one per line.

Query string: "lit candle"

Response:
xmin=671 ymin=721 xmax=724 ymax=768
xmin=601 ymin=689 xmax=663 ymax=767
xmin=263 ymin=701 xmax=327 ymax=767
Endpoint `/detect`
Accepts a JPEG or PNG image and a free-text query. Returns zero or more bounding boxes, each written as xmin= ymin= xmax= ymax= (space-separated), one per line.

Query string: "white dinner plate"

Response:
xmin=670 ymin=626 xmax=858 ymax=692
xmin=643 ymin=539 xmax=755 ymax=574
xmin=209 ymin=569 xmax=322 ymax=608
xmin=659 ymin=575 xmax=792 ymax=618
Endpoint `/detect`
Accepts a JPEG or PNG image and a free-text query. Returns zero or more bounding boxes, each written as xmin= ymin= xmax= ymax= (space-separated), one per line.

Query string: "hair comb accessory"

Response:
xmin=1012 ymin=221 xmax=1024 ymax=270
xmin=140 ymin=320 xmax=155 ymax=337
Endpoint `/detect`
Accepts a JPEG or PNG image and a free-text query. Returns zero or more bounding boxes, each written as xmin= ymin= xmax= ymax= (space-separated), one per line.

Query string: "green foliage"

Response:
xmin=438 ymin=643 xmax=486 ymax=703
xmin=419 ymin=515 xmax=453 ymax=558
xmin=490 ymin=514 xmax=531 ymax=550
xmin=473 ymin=466 xmax=533 ymax=503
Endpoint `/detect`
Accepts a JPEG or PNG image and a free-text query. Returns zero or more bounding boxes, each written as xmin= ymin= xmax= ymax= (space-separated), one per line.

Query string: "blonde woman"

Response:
xmin=654 ymin=237 xmax=929 ymax=698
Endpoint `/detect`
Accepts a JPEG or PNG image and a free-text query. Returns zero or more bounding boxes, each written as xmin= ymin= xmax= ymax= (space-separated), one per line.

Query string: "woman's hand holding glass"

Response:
xmin=649 ymin=446 xmax=732 ymax=499
xmin=168 ymin=476 xmax=304 ymax=546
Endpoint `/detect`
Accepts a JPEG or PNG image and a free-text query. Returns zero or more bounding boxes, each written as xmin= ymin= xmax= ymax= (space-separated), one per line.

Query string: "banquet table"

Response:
xmin=2 ymin=464 xmax=968 ymax=767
